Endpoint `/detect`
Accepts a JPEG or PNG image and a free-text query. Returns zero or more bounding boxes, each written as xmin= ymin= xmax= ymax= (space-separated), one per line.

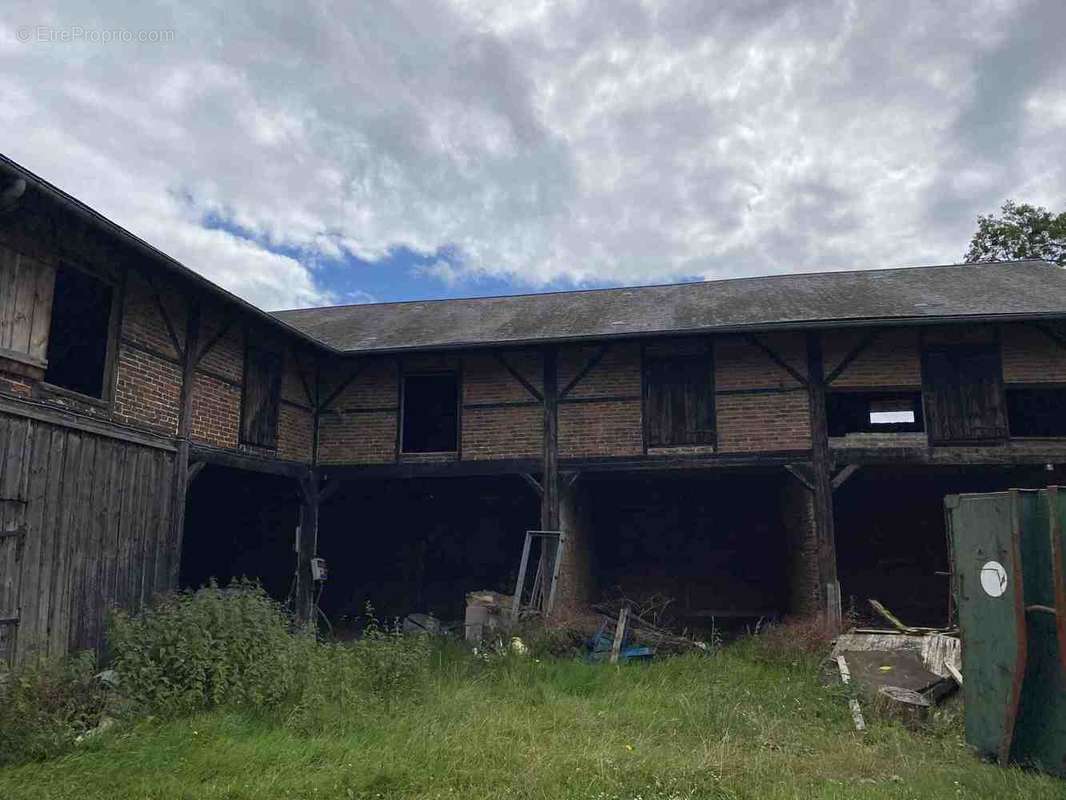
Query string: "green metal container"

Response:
xmin=946 ymin=488 xmax=1066 ymax=775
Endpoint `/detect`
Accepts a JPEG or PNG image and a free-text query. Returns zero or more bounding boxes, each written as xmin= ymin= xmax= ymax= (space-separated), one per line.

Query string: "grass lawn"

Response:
xmin=0 ymin=642 xmax=1061 ymax=800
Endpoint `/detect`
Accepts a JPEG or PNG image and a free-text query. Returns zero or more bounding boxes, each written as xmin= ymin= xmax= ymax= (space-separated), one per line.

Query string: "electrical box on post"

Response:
xmin=310 ymin=557 xmax=328 ymax=582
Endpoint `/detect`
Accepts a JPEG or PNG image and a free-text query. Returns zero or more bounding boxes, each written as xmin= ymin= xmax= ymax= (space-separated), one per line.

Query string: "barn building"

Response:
xmin=3 ymin=152 xmax=1066 ymax=663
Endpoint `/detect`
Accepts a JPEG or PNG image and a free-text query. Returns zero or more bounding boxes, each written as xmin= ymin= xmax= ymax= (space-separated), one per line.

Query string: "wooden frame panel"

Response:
xmin=238 ymin=341 xmax=284 ymax=449
xmin=641 ymin=343 xmax=716 ymax=448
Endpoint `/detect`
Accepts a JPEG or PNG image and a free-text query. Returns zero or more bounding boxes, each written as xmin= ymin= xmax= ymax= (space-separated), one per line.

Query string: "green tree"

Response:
xmin=965 ymin=200 xmax=1066 ymax=266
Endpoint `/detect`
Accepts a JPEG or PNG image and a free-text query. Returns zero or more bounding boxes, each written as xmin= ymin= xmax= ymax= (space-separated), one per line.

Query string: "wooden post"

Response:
xmin=806 ymin=331 xmax=841 ymax=627
xmin=168 ymin=301 xmax=200 ymax=589
xmin=295 ymin=471 xmax=319 ymax=625
xmin=541 ymin=345 xmax=560 ymax=532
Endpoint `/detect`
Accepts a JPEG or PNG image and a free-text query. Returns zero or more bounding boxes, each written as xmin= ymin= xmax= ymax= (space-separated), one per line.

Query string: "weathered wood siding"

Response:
xmin=0 ymin=411 xmax=175 ymax=665
xmin=0 ymin=243 xmax=55 ymax=370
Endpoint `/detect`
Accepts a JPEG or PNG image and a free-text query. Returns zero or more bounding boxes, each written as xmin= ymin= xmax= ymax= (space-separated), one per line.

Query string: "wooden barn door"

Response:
xmin=0 ymin=415 xmax=31 ymax=664
xmin=643 ymin=354 xmax=716 ymax=448
xmin=922 ymin=345 xmax=1008 ymax=444
xmin=0 ymin=409 xmax=178 ymax=664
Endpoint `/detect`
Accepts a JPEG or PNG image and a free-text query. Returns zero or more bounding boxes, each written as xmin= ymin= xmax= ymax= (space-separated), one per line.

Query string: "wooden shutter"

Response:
xmin=644 ymin=354 xmax=715 ymax=447
xmin=922 ymin=345 xmax=1007 ymax=444
xmin=240 ymin=346 xmax=283 ymax=448
xmin=0 ymin=245 xmax=55 ymax=371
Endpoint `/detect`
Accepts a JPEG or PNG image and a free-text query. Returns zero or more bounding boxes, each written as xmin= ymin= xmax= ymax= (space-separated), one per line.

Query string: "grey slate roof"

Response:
xmin=273 ymin=260 xmax=1066 ymax=353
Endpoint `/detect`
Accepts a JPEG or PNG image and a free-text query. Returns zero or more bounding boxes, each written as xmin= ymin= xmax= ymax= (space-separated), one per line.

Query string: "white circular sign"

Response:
xmin=980 ymin=561 xmax=1008 ymax=598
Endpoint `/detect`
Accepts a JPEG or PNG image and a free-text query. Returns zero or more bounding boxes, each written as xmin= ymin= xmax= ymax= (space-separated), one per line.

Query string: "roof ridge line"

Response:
xmin=271 ymin=259 xmax=1053 ymax=315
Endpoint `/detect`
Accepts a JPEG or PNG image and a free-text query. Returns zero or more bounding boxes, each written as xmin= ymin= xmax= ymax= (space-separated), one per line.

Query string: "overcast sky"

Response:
xmin=2 ymin=1 xmax=1064 ymax=310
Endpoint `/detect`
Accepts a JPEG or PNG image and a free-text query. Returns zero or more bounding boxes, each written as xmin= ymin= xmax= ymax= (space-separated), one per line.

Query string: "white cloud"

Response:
xmin=2 ymin=0 xmax=1064 ymax=310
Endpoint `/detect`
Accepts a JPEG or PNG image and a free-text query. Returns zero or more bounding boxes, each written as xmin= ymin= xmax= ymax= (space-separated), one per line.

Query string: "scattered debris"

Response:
xmin=831 ymin=620 xmax=962 ymax=724
xmin=465 ymin=590 xmax=512 ymax=642
xmin=836 ymin=654 xmax=867 ymax=732
xmin=403 ymin=613 xmax=441 ymax=635
xmin=510 ymin=530 xmax=566 ymax=623
xmin=75 ymin=716 xmax=115 ymax=744
xmin=867 ymin=599 xmax=950 ymax=636
xmin=609 ymin=606 xmax=631 ymax=664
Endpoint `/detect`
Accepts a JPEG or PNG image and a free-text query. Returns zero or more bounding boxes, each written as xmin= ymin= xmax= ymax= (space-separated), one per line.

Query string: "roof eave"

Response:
xmin=0 ymin=154 xmax=335 ymax=354
xmin=313 ymin=309 xmax=1066 ymax=356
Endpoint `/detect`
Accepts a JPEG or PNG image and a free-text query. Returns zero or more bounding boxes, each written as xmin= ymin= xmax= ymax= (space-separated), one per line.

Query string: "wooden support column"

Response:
xmin=541 ymin=345 xmax=560 ymax=532
xmin=295 ymin=472 xmax=320 ymax=625
xmin=806 ymin=330 xmax=841 ymax=627
xmin=168 ymin=301 xmax=201 ymax=589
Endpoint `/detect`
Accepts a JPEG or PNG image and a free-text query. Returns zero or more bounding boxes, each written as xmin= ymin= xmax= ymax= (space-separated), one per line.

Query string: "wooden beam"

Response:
xmin=560 ymin=344 xmax=610 ymax=399
xmin=292 ymin=352 xmax=317 ymax=409
xmin=744 ymin=333 xmax=808 ymax=387
xmin=295 ymin=472 xmax=319 ymax=625
xmin=1034 ymin=322 xmax=1066 ymax=352
xmin=520 ymin=472 xmax=543 ymax=497
xmin=784 ymin=463 xmax=816 ymax=492
xmin=831 ymin=445 xmax=1066 ymax=467
xmin=318 ymin=477 xmax=343 ymax=504
xmin=0 ymin=393 xmax=176 ymax=452
xmin=806 ymin=331 xmax=840 ymax=627
xmin=318 ymin=361 xmax=365 ymax=412
xmin=831 ymin=464 xmax=861 ymax=491
xmin=141 ymin=271 xmax=185 ymax=360
xmin=168 ymin=302 xmax=201 ymax=589
xmin=825 ymin=330 xmax=880 ymax=386
xmin=494 ymin=352 xmax=543 ymax=403
xmin=187 ymin=460 xmax=207 ymax=483
xmin=189 ymin=446 xmax=312 ymax=479
xmin=194 ymin=312 xmax=237 ymax=365
xmin=541 ymin=345 xmax=560 ymax=532
xmin=319 ymin=450 xmax=813 ymax=481
xmin=563 ymin=471 xmax=581 ymax=489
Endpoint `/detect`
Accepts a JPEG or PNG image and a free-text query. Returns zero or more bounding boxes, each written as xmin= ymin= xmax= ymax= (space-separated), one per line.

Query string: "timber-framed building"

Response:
xmin=3 ymin=152 xmax=1066 ymax=662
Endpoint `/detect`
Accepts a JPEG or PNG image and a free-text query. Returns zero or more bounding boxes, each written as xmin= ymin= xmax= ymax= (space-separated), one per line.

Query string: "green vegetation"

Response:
xmin=965 ymin=200 xmax=1066 ymax=266
xmin=1 ymin=585 xmax=1062 ymax=799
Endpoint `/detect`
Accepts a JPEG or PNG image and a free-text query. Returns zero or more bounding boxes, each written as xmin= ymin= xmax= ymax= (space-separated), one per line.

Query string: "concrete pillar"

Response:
xmin=780 ymin=477 xmax=821 ymax=618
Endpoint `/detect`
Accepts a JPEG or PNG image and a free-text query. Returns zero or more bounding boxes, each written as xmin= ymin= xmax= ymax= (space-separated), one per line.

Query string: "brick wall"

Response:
xmin=716 ymin=391 xmax=812 ymax=452
xmin=317 ymin=357 xmax=398 ymax=464
xmin=111 ymin=272 xmax=184 ymax=435
xmin=780 ymin=477 xmax=820 ymax=617
xmin=189 ymin=371 xmax=241 ymax=449
xmin=558 ymin=343 xmax=642 ymax=459
xmin=461 ymin=350 xmax=542 ymax=460
xmin=821 ymin=328 xmax=921 ymax=387
xmin=1002 ymin=322 xmax=1066 ymax=383
xmin=112 ymin=345 xmax=182 ymax=434
xmin=714 ymin=333 xmax=811 ymax=452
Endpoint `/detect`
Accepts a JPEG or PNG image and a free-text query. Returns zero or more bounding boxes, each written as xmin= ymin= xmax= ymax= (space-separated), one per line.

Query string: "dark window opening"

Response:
xmin=240 ymin=345 xmax=283 ymax=448
xmin=1006 ymin=387 xmax=1066 ymax=437
xmin=827 ymin=391 xmax=924 ymax=436
xmin=922 ymin=344 xmax=1007 ymax=444
xmin=644 ymin=354 xmax=715 ymax=447
xmin=44 ymin=264 xmax=114 ymax=398
xmin=402 ymin=373 xmax=459 ymax=453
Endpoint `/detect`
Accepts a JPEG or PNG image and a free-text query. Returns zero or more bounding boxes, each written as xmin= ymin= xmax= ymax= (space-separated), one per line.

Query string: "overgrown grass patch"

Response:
xmin=2 ymin=641 xmax=1062 ymax=799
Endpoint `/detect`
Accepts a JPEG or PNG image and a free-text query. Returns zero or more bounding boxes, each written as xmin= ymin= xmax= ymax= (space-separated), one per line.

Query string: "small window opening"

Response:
xmin=1006 ymin=388 xmax=1066 ymax=437
xmin=44 ymin=264 xmax=114 ymax=398
xmin=828 ymin=391 xmax=924 ymax=436
xmin=402 ymin=373 xmax=459 ymax=453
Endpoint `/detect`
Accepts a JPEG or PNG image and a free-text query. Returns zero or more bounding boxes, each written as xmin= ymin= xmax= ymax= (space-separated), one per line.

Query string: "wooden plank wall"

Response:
xmin=0 ymin=244 xmax=55 ymax=369
xmin=0 ymin=410 xmax=175 ymax=665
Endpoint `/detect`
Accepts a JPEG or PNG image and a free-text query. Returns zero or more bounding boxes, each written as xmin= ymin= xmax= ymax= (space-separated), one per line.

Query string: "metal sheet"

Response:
xmin=946 ymin=490 xmax=1027 ymax=765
